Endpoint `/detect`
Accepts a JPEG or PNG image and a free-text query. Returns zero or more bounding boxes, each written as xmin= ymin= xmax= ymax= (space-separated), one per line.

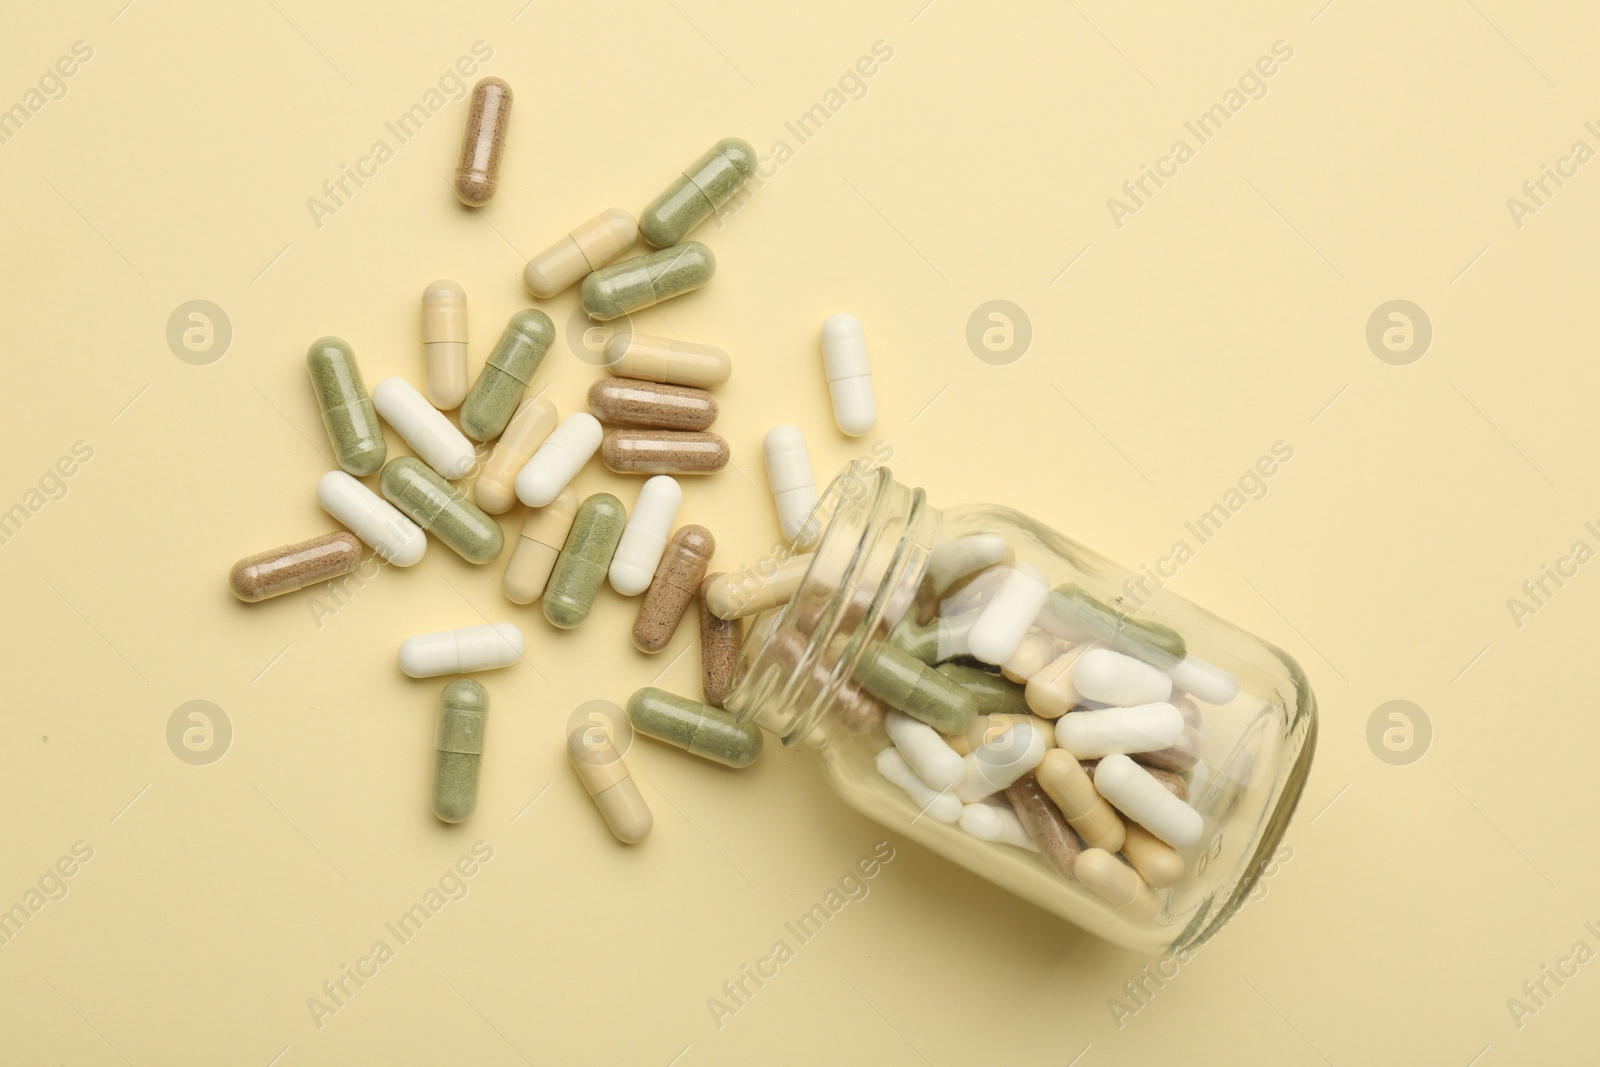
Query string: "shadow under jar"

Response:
xmin=722 ymin=462 xmax=1316 ymax=953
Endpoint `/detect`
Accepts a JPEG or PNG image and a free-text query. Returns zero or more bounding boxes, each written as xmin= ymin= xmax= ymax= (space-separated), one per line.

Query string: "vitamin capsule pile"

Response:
xmin=226 ymin=80 xmax=868 ymax=843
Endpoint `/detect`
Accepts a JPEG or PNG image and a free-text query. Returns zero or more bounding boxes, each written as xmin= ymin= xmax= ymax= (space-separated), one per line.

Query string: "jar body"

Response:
xmin=724 ymin=463 xmax=1316 ymax=953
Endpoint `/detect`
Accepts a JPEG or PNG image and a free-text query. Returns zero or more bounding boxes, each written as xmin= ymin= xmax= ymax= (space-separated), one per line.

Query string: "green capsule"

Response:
xmin=627 ymin=686 xmax=763 ymax=768
xmin=433 ymin=678 xmax=488 ymax=823
xmin=1049 ymin=584 xmax=1187 ymax=667
xmin=580 ymin=243 xmax=715 ymax=321
xmin=306 ymin=336 xmax=386 ymax=476
xmin=638 ymin=137 xmax=757 ymax=248
xmin=460 ymin=309 xmax=555 ymax=442
xmin=889 ymin=615 xmax=974 ymax=665
xmin=379 ymin=457 xmax=504 ymax=564
xmin=935 ymin=663 xmax=1028 ymax=717
xmin=542 ymin=493 xmax=625 ymax=628
xmin=855 ymin=644 xmax=977 ymax=734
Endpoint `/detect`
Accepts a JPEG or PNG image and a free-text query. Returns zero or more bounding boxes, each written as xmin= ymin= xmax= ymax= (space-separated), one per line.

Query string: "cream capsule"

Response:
xmin=763 ymin=425 xmax=818 ymax=542
xmin=567 ymin=723 xmax=652 ymax=844
xmin=820 ymin=313 xmax=876 ymax=436
xmin=609 ymin=476 xmax=682 ymax=596
xmin=1035 ymin=749 xmax=1125 ymax=852
xmin=1026 ymin=646 xmax=1091 ymax=718
xmin=705 ymin=553 xmax=814 ymax=619
xmin=581 ymin=243 xmax=715 ymax=321
xmin=587 ymin=377 xmax=717 ymax=431
xmin=1006 ymin=773 xmax=1084 ymax=880
xmin=454 ymin=77 xmax=510 ymax=207
xmin=372 ymin=377 xmax=477 ymax=480
xmin=229 ymin=531 xmax=364 ymax=602
xmin=1076 ymin=849 xmax=1158 ymax=919
xmin=421 ymin=280 xmax=469 ymax=409
xmin=601 ymin=429 xmax=729 ymax=475
xmin=525 ymin=208 xmax=638 ymax=298
xmin=603 ymin=333 xmax=731 ymax=388
xmin=516 ymin=412 xmax=603 ymax=507
xmin=502 ymin=489 xmax=579 ymax=604
xmin=475 ymin=395 xmax=558 ymax=514
xmin=1120 ymin=822 xmax=1184 ymax=888
xmin=316 ymin=471 xmax=427 ymax=567
xmin=398 ymin=622 xmax=524 ymax=678
xmin=633 ymin=525 xmax=715 ymax=654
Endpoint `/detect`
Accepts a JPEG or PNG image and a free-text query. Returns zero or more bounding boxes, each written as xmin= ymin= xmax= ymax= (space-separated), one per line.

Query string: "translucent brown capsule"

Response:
xmin=229 ymin=531 xmax=363 ymax=603
xmin=588 ymin=377 xmax=718 ymax=431
xmin=454 ymin=77 xmax=511 ymax=206
xmin=601 ymin=429 xmax=728 ymax=475
xmin=633 ymin=525 xmax=715 ymax=653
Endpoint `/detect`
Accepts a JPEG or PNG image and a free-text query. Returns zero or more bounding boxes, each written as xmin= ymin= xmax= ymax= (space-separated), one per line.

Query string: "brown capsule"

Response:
xmin=588 ymin=377 xmax=718 ymax=431
xmin=601 ymin=429 xmax=729 ymax=475
xmin=698 ymin=572 xmax=742 ymax=707
xmin=454 ymin=77 xmax=511 ymax=206
xmin=634 ymin=525 xmax=716 ymax=653
xmin=229 ymin=531 xmax=363 ymax=602
xmin=1005 ymin=773 xmax=1084 ymax=883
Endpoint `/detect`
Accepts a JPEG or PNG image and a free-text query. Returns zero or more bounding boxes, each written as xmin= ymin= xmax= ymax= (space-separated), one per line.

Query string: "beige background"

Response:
xmin=1 ymin=0 xmax=1595 ymax=1062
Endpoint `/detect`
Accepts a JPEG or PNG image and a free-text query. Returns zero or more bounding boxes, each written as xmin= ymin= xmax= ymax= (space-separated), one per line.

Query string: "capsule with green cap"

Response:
xmin=1044 ymin=585 xmax=1186 ymax=667
xmin=580 ymin=243 xmax=715 ymax=321
xmin=306 ymin=337 xmax=386 ymax=476
xmin=627 ymin=686 xmax=762 ymax=768
xmin=460 ymin=309 xmax=555 ymax=442
xmin=935 ymin=663 xmax=1029 ymax=718
xmin=432 ymin=678 xmax=488 ymax=823
xmin=638 ymin=137 xmax=757 ymax=247
xmin=855 ymin=643 xmax=977 ymax=735
xmin=543 ymin=493 xmax=625 ymax=628
xmin=380 ymin=457 xmax=504 ymax=564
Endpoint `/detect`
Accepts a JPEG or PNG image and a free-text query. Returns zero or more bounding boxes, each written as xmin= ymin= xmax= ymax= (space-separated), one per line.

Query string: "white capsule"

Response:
xmin=1056 ymin=703 xmax=1184 ymax=758
xmin=925 ymin=535 xmax=1012 ymax=596
xmin=398 ymin=622 xmax=524 ymax=678
xmin=762 ymin=424 xmax=819 ymax=542
xmin=876 ymin=747 xmax=961 ymax=823
xmin=1094 ymin=754 xmax=1202 ymax=848
xmin=1167 ymin=655 xmax=1240 ymax=705
xmin=475 ymin=395 xmax=558 ymax=514
xmin=316 ymin=471 xmax=426 ymax=567
xmin=609 ymin=475 xmax=681 ymax=596
xmin=515 ymin=412 xmax=603 ymax=507
xmin=885 ymin=710 xmax=964 ymax=791
xmin=967 ymin=564 xmax=1050 ymax=665
xmin=1072 ymin=647 xmax=1174 ymax=707
xmin=959 ymin=798 xmax=1038 ymax=850
xmin=820 ymin=313 xmax=876 ymax=436
xmin=954 ymin=723 xmax=1047 ymax=802
xmin=371 ymin=377 xmax=477 ymax=479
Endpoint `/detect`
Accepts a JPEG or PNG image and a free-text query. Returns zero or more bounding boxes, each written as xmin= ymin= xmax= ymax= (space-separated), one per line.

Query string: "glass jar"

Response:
xmin=722 ymin=462 xmax=1316 ymax=953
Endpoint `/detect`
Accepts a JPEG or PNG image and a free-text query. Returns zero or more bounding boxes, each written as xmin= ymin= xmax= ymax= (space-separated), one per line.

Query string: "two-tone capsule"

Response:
xmin=638 ymin=137 xmax=757 ymax=247
xmin=460 ymin=309 xmax=555 ymax=442
xmin=307 ymin=337 xmax=386 ymax=476
xmin=627 ymin=686 xmax=762 ymax=768
xmin=502 ymin=489 xmax=579 ymax=605
xmin=580 ymin=243 xmax=715 ymax=321
xmin=633 ymin=525 xmax=715 ymax=654
xmin=453 ymin=77 xmax=511 ymax=207
xmin=543 ymin=493 xmax=626 ymax=629
xmin=421 ymin=280 xmax=469 ymax=409
xmin=587 ymin=377 xmax=717 ymax=431
xmin=474 ymin=395 xmax=558 ymax=515
xmin=229 ymin=531 xmax=364 ymax=602
xmin=380 ymin=457 xmax=504 ymax=564
xmin=372 ymin=377 xmax=476 ymax=480
xmin=525 ymin=209 xmax=638 ymax=297
xmin=433 ymin=679 xmax=489 ymax=823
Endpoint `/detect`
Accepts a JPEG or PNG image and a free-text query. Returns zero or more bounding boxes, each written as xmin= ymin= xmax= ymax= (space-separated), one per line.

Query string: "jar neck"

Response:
xmin=725 ymin=463 xmax=939 ymax=744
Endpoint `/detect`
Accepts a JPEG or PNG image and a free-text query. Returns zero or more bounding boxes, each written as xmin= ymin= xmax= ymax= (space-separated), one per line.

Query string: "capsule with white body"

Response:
xmin=475 ymin=395 xmax=558 ymax=514
xmin=316 ymin=471 xmax=426 ymax=566
xmin=502 ymin=489 xmax=579 ymax=604
xmin=421 ymin=279 xmax=469 ymax=410
xmin=1167 ymin=655 xmax=1240 ymax=705
xmin=609 ymin=476 xmax=682 ymax=596
xmin=959 ymin=797 xmax=1038 ymax=850
xmin=967 ymin=564 xmax=1050 ymax=665
xmin=763 ymin=425 xmax=818 ymax=542
xmin=398 ymin=623 xmax=524 ymax=678
xmin=1072 ymin=647 xmax=1174 ymax=707
xmin=1093 ymin=754 xmax=1203 ymax=848
xmin=820 ymin=314 xmax=876 ymax=436
xmin=875 ymin=747 xmax=961 ymax=823
xmin=372 ymin=377 xmax=476 ymax=479
xmin=1056 ymin=703 xmax=1184 ymax=758
xmin=954 ymin=723 xmax=1048 ymax=802
xmin=524 ymin=208 xmax=638 ymax=298
xmin=885 ymin=710 xmax=964 ymax=791
xmin=515 ymin=412 xmax=603 ymax=507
